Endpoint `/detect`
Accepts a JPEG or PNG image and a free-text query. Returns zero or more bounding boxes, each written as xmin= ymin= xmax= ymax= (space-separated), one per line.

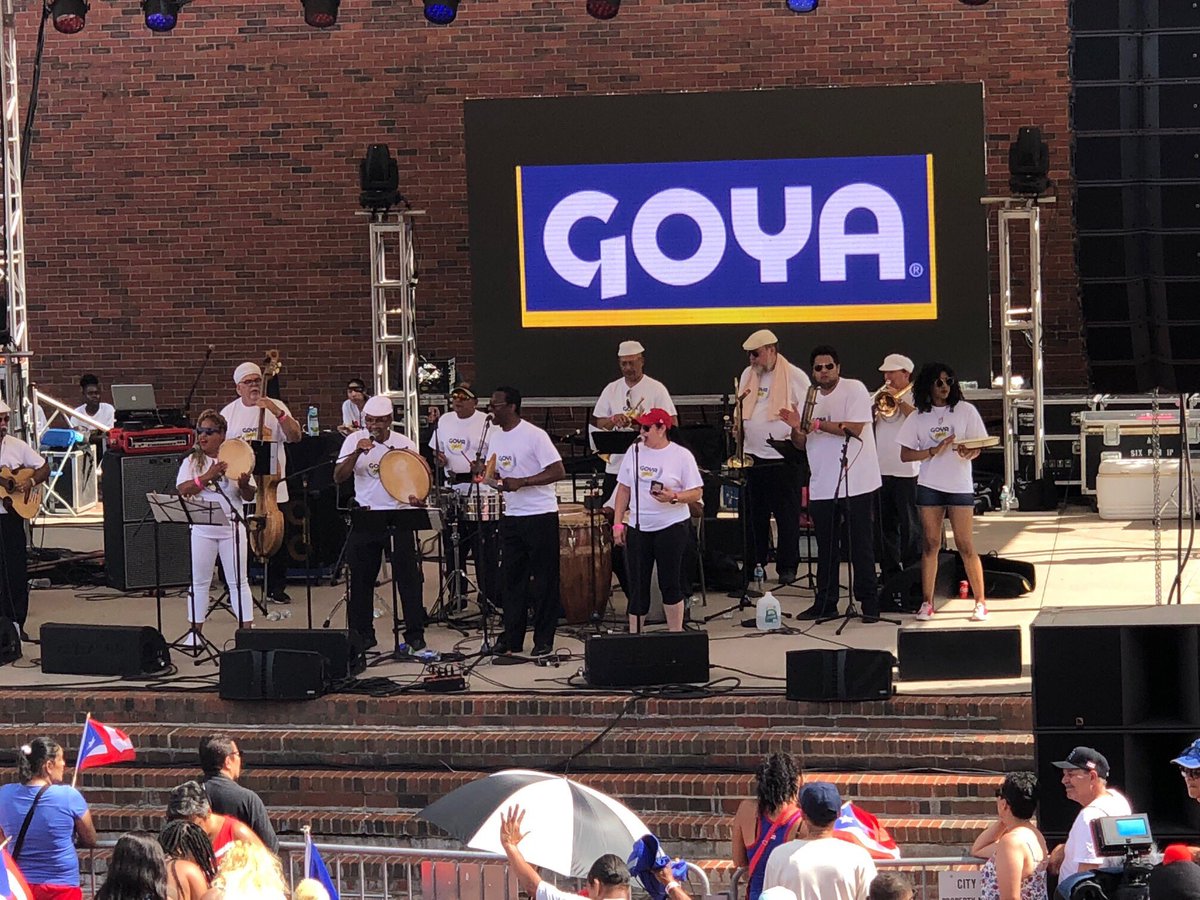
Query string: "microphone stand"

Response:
xmin=181 ymin=345 xmax=214 ymax=421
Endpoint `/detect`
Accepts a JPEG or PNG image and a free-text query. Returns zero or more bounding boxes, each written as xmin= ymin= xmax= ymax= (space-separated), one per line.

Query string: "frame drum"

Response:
xmin=379 ymin=449 xmax=432 ymax=504
xmin=217 ymin=438 xmax=255 ymax=482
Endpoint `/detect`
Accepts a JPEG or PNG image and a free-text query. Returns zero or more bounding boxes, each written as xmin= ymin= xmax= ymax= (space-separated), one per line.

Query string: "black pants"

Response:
xmin=500 ymin=512 xmax=560 ymax=651
xmin=348 ymin=527 xmax=424 ymax=645
xmin=878 ymin=475 xmax=922 ymax=578
xmin=746 ymin=459 xmax=804 ymax=574
xmin=0 ymin=513 xmax=28 ymax=626
xmin=810 ymin=491 xmax=879 ymax=617
xmin=624 ymin=521 xmax=690 ymax=617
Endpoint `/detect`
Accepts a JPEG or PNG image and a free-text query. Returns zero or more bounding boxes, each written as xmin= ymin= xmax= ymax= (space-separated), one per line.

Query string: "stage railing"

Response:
xmin=81 ymin=840 xmax=713 ymax=899
xmin=729 ymin=856 xmax=984 ymax=900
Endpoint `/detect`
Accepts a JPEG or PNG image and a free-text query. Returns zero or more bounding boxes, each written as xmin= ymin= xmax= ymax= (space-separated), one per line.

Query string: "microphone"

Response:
xmin=485 ymin=414 xmax=494 ymax=423
xmin=843 ymin=428 xmax=862 ymax=443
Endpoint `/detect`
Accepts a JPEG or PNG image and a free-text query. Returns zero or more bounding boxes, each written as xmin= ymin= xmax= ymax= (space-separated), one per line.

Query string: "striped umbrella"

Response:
xmin=417 ymin=768 xmax=649 ymax=879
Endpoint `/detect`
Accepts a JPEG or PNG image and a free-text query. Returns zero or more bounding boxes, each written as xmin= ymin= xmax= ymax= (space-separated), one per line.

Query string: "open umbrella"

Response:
xmin=417 ymin=768 xmax=649 ymax=879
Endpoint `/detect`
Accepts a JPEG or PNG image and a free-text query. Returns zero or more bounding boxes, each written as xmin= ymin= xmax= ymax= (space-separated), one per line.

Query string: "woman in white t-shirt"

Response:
xmin=897 ymin=363 xmax=989 ymax=623
xmin=175 ymin=410 xmax=256 ymax=641
xmin=612 ymin=409 xmax=703 ymax=634
xmin=338 ymin=378 xmax=368 ymax=435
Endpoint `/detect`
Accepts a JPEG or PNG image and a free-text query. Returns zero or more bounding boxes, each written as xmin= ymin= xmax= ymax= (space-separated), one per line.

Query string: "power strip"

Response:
xmin=419 ymin=664 xmax=468 ymax=693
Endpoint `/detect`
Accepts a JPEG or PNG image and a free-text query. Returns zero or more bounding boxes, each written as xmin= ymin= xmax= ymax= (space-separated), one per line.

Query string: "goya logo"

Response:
xmin=516 ymin=155 xmax=937 ymax=327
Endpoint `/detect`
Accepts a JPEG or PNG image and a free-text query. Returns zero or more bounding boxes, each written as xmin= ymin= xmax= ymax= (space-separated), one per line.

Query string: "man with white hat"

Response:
xmin=737 ymin=328 xmax=811 ymax=586
xmin=0 ymin=398 xmax=48 ymax=639
xmin=592 ymin=340 xmax=677 ymax=501
xmin=220 ymin=362 xmax=302 ymax=605
xmin=873 ymin=353 xmax=921 ymax=582
xmin=334 ymin=394 xmax=428 ymax=653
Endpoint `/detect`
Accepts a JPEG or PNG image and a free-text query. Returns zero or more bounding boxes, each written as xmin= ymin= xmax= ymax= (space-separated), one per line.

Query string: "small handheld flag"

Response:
xmin=0 ymin=847 xmax=33 ymax=900
xmin=304 ymin=828 xmax=340 ymax=900
xmin=75 ymin=714 xmax=136 ymax=777
xmin=833 ymin=802 xmax=901 ymax=860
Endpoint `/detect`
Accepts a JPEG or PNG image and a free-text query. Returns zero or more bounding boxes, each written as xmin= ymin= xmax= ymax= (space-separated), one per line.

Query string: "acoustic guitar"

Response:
xmin=0 ymin=466 xmax=43 ymax=519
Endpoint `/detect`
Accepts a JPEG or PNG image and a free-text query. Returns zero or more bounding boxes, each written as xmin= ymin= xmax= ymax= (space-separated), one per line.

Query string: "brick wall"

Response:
xmin=16 ymin=0 xmax=1081 ymax=416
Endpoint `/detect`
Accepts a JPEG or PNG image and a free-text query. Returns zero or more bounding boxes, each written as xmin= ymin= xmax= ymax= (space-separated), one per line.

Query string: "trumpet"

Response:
xmin=873 ymin=383 xmax=912 ymax=419
xmin=725 ymin=376 xmax=754 ymax=469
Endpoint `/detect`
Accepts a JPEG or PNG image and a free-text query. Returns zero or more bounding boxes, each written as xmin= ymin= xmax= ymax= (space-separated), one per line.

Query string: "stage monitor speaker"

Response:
xmin=879 ymin=552 xmax=956 ymax=615
xmin=898 ymin=626 xmax=1022 ymax=681
xmin=0 ymin=618 xmax=20 ymax=665
xmin=218 ymin=649 xmax=262 ymax=700
xmin=40 ymin=623 xmax=170 ymax=677
xmin=235 ymin=628 xmax=364 ymax=680
xmin=584 ymin=632 xmax=709 ymax=687
xmin=786 ymin=649 xmax=894 ymax=702
xmin=218 ymin=649 xmax=327 ymax=700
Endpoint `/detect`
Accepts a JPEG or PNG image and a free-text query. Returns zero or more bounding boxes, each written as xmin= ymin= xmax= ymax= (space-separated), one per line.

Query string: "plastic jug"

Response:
xmin=756 ymin=591 xmax=782 ymax=631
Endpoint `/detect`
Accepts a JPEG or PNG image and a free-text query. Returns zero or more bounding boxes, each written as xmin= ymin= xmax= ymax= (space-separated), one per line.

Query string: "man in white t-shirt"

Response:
xmin=70 ymin=373 xmax=117 ymax=432
xmin=782 ymin=345 xmax=882 ymax=621
xmin=220 ymin=362 xmax=303 ymax=605
xmin=872 ymin=354 xmax=921 ymax=581
xmin=592 ymin=340 xmax=677 ymax=500
xmin=1047 ymin=746 xmax=1132 ymax=879
xmin=488 ymin=386 xmax=566 ymax=657
xmin=738 ymin=329 xmax=812 ymax=586
xmin=764 ymin=782 xmax=877 ymax=900
xmin=0 ymin=399 xmax=49 ymax=638
xmin=333 ymin=394 xmax=427 ymax=653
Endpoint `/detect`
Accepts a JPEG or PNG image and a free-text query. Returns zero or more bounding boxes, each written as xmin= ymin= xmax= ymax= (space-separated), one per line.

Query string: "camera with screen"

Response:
xmin=1056 ymin=815 xmax=1155 ymax=900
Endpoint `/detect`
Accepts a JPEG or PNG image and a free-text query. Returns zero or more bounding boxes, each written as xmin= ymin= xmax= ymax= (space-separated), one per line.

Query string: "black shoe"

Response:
xmin=268 ymin=591 xmax=292 ymax=605
xmin=777 ymin=570 xmax=797 ymax=585
xmin=531 ymin=643 xmax=554 ymax=657
xmin=491 ymin=637 xmax=519 ymax=655
xmin=406 ymin=637 xmax=427 ymax=652
xmin=797 ymin=605 xmax=826 ymax=620
xmin=18 ymin=628 xmax=33 ymax=642
xmin=362 ymin=634 xmax=378 ymax=651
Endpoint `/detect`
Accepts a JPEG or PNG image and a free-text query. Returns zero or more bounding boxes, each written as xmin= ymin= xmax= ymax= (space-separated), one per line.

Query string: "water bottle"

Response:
xmin=753 ymin=563 xmax=766 ymax=593
xmin=999 ymin=484 xmax=1011 ymax=513
xmin=306 ymin=406 xmax=319 ymax=436
xmin=756 ymin=591 xmax=782 ymax=631
xmin=266 ymin=609 xmax=292 ymax=622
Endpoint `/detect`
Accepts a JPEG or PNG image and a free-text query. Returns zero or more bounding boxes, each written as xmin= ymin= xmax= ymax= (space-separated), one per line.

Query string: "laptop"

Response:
xmin=111 ymin=384 xmax=158 ymax=414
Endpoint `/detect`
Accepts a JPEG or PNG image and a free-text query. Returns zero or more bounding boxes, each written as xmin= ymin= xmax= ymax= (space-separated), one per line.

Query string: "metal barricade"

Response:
xmin=728 ymin=856 xmax=983 ymax=900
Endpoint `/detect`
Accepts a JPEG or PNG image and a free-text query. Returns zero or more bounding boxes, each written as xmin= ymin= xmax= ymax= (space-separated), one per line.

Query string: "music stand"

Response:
xmin=592 ymin=431 xmax=639 ymax=457
xmin=147 ymin=492 xmax=224 ymax=665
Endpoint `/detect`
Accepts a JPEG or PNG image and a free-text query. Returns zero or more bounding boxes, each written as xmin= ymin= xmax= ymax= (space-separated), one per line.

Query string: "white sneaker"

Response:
xmin=915 ymin=601 xmax=934 ymax=621
xmin=971 ymin=602 xmax=989 ymax=622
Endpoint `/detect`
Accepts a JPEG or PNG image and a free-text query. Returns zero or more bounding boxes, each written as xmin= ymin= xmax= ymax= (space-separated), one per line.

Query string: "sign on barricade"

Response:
xmin=938 ymin=868 xmax=979 ymax=900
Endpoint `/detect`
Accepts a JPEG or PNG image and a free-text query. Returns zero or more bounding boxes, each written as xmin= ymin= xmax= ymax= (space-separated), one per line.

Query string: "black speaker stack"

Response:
xmin=102 ymin=452 xmax=191 ymax=591
xmin=41 ymin=623 xmax=171 ymax=677
xmin=1032 ymin=605 xmax=1200 ymax=842
xmin=220 ymin=629 xmax=364 ymax=700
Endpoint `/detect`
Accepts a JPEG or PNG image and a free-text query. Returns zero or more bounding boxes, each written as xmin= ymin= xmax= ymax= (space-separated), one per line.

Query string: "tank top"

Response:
xmin=746 ymin=808 xmax=804 ymax=900
xmin=211 ymin=816 xmax=238 ymax=861
xmin=978 ymin=833 xmax=1048 ymax=900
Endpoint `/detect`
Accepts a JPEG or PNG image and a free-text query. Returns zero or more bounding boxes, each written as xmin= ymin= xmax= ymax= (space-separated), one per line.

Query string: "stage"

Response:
xmin=4 ymin=499 xmax=1189 ymax=695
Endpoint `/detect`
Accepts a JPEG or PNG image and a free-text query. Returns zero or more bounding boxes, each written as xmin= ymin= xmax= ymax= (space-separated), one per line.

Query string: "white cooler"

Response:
xmin=1096 ymin=458 xmax=1194 ymax=519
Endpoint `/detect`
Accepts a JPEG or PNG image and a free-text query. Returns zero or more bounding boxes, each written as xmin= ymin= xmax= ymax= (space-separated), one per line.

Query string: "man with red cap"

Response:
xmin=0 ymin=398 xmax=49 ymax=639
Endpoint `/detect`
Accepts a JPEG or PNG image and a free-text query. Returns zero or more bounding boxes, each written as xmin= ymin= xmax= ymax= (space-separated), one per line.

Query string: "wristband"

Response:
xmin=665 ymin=882 xmax=680 ymax=893
xmin=613 ymin=522 xmax=626 ymax=531
xmin=194 ymin=476 xmax=204 ymax=489
xmin=812 ymin=417 xmax=823 ymax=431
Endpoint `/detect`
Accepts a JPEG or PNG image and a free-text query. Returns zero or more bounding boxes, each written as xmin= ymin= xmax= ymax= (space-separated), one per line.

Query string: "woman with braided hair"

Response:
xmin=159 ymin=819 xmax=216 ymax=900
xmin=166 ymin=781 xmax=263 ymax=864
xmin=731 ymin=752 xmax=806 ymax=900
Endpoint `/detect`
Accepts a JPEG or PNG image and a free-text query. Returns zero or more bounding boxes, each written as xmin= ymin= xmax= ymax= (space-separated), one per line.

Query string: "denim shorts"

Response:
xmin=916 ymin=485 xmax=976 ymax=508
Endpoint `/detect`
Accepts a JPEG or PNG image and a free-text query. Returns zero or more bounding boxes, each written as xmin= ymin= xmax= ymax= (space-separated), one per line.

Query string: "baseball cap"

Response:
xmin=627 ymin=833 xmax=689 ymax=900
xmin=449 ymin=383 xmax=476 ymax=399
xmin=1172 ymin=738 xmax=1200 ymax=770
xmin=637 ymin=408 xmax=672 ymax=429
xmin=799 ymin=781 xmax=842 ymax=821
xmin=742 ymin=329 xmax=778 ymax=352
xmin=617 ymin=340 xmax=645 ymax=357
xmin=1053 ymin=746 xmax=1110 ymax=779
xmin=878 ymin=353 xmax=915 ymax=373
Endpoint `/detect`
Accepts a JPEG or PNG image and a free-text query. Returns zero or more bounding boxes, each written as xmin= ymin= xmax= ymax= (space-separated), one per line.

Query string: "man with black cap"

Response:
xmin=738 ymin=328 xmax=811 ymax=586
xmin=0 ymin=398 xmax=49 ymax=640
xmin=763 ymin=782 xmax=876 ymax=900
xmin=1047 ymin=746 xmax=1131 ymax=879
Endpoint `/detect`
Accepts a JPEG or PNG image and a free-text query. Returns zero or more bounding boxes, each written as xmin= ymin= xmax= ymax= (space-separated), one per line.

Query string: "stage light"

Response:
xmin=142 ymin=0 xmax=185 ymax=31
xmin=359 ymin=144 xmax=402 ymax=212
xmin=586 ymin=0 xmax=620 ymax=19
xmin=302 ymin=0 xmax=339 ymax=27
xmin=49 ymin=0 xmax=89 ymax=34
xmin=423 ymin=0 xmax=458 ymax=24
xmin=786 ymin=0 xmax=818 ymax=11
xmin=1008 ymin=126 xmax=1050 ymax=195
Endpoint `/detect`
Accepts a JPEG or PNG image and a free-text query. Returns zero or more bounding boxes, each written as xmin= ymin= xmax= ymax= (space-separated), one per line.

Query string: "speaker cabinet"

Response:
xmin=219 ymin=648 xmax=327 ymax=700
xmin=898 ymin=626 xmax=1022 ymax=681
xmin=786 ymin=649 xmax=894 ymax=701
xmin=40 ymin=623 xmax=170 ymax=677
xmin=584 ymin=632 xmax=709 ymax=687
xmin=102 ymin=452 xmax=192 ymax=591
xmin=235 ymin=628 xmax=364 ymax=680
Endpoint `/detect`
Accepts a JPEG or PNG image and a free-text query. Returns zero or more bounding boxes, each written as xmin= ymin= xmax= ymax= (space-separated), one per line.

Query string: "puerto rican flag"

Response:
xmin=0 ymin=848 xmax=32 ymax=900
xmin=833 ymin=802 xmax=901 ymax=859
xmin=77 ymin=717 xmax=136 ymax=771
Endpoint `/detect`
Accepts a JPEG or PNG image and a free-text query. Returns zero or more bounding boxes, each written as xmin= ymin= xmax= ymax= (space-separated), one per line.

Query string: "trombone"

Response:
xmin=726 ymin=377 xmax=754 ymax=469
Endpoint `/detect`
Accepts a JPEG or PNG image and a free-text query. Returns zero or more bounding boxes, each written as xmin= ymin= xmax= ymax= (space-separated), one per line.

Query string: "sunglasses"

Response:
xmin=813 ymin=363 xmax=836 ymax=372
xmin=640 ymin=423 xmax=663 ymax=432
xmin=197 ymin=427 xmax=223 ymax=436
xmin=748 ymin=349 xmax=762 ymax=359
xmin=347 ymin=386 xmax=365 ymax=393
xmin=936 ymin=377 xmax=955 ymax=387
xmin=1180 ymin=768 xmax=1200 ymax=780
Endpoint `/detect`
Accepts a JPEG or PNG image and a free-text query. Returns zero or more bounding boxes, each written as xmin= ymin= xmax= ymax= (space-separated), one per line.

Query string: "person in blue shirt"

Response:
xmin=0 ymin=737 xmax=97 ymax=900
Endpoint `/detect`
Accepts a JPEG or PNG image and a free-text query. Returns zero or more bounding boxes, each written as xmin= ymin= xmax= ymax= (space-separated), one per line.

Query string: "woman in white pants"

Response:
xmin=175 ymin=410 xmax=256 ymax=642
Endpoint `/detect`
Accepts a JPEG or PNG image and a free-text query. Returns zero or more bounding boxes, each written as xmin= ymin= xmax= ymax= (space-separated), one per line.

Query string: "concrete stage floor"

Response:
xmin=4 ymin=500 xmax=1192 ymax=694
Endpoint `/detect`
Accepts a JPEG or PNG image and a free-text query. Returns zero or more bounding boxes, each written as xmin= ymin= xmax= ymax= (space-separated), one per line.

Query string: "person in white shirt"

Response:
xmin=338 ymin=378 xmax=369 ymax=435
xmin=763 ymin=782 xmax=877 ymax=900
xmin=219 ymin=362 xmax=302 ymax=606
xmin=739 ymin=329 xmax=812 ymax=586
xmin=592 ymin=340 xmax=677 ymax=501
xmin=1046 ymin=747 xmax=1132 ymax=879
xmin=0 ymin=399 xmax=49 ymax=638
xmin=175 ymin=410 xmax=257 ymax=639
xmin=487 ymin=386 xmax=565 ymax=657
xmin=612 ymin=408 xmax=703 ymax=633
xmin=896 ymin=362 xmax=990 ymax=622
xmin=70 ymin=373 xmax=117 ymax=432
xmin=872 ymin=354 xmax=921 ymax=582
xmin=334 ymin=394 xmax=428 ymax=653
xmin=782 ymin=345 xmax=881 ymax=622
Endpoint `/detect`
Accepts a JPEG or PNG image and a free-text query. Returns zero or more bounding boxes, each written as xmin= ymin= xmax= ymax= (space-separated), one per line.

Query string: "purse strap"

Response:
xmin=745 ymin=808 xmax=804 ymax=899
xmin=11 ymin=783 xmax=52 ymax=862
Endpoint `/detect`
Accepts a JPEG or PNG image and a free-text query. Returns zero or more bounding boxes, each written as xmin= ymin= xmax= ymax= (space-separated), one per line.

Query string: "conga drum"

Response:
xmin=379 ymin=449 xmax=432 ymax=504
xmin=216 ymin=438 xmax=255 ymax=481
xmin=558 ymin=503 xmax=612 ymax=624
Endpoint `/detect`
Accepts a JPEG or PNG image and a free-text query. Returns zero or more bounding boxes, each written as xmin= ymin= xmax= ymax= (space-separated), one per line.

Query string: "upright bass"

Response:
xmin=249 ymin=349 xmax=285 ymax=559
